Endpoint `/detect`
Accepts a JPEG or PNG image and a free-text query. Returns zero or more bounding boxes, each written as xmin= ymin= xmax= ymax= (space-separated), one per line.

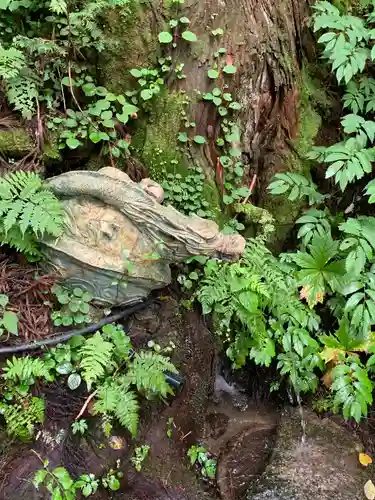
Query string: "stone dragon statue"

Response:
xmin=42 ymin=167 xmax=246 ymax=306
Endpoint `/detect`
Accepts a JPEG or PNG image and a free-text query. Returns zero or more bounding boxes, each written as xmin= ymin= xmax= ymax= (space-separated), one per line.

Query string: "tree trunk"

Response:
xmin=101 ymin=0 xmax=319 ymax=245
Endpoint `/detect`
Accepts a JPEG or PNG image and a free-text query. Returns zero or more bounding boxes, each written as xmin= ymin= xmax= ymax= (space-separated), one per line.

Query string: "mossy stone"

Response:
xmin=0 ymin=129 xmax=34 ymax=157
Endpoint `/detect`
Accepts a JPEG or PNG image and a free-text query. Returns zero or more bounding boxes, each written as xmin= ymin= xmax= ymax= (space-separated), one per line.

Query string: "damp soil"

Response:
xmin=0 ymin=292 xmax=281 ymax=500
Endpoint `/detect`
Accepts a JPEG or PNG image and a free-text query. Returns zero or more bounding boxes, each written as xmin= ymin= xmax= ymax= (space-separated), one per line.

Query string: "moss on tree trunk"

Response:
xmin=100 ymin=0 xmax=323 ymax=245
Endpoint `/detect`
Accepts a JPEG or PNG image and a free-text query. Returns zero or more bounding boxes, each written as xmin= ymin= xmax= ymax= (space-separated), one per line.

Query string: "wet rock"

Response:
xmin=246 ymin=407 xmax=368 ymax=500
xmin=204 ymin=397 xmax=278 ymax=500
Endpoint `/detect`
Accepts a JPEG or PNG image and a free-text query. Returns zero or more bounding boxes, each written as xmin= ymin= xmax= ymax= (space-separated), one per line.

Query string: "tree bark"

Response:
xmin=101 ymin=0 xmax=317 ymax=243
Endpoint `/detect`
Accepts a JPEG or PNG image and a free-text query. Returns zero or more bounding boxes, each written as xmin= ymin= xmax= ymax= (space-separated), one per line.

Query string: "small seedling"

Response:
xmin=72 ymin=419 xmax=88 ymax=435
xmin=131 ymin=444 xmax=151 ymax=472
xmin=187 ymin=444 xmax=217 ymax=479
xmin=166 ymin=417 xmax=175 ymax=438
xmin=51 ymin=285 xmax=92 ymax=326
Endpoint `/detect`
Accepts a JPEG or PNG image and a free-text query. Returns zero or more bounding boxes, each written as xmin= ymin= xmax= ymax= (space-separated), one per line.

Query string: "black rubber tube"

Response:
xmin=0 ymin=298 xmax=153 ymax=355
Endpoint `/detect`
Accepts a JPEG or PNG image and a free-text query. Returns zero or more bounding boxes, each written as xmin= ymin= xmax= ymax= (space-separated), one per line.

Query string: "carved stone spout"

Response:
xmin=42 ymin=167 xmax=245 ymax=306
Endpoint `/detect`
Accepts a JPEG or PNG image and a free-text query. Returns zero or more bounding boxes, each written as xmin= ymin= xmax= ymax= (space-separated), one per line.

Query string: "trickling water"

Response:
xmin=296 ymin=392 xmax=306 ymax=446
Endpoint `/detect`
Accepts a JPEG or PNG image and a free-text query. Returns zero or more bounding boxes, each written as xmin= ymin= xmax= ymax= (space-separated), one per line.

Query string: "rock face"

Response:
xmin=42 ymin=167 xmax=245 ymax=306
xmin=247 ymin=407 xmax=368 ymax=500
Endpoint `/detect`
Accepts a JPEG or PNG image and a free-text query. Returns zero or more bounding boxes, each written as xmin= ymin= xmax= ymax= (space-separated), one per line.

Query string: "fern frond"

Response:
xmin=93 ymin=378 xmax=139 ymax=436
xmin=2 ymin=356 xmax=50 ymax=385
xmin=93 ymin=380 xmax=119 ymax=414
xmin=101 ymin=323 xmax=132 ymax=360
xmin=114 ymin=389 xmax=139 ymax=436
xmin=3 ymin=396 xmax=44 ymax=440
xmin=0 ymin=171 xmax=65 ymax=255
xmin=0 ymin=45 xmax=26 ymax=79
xmin=127 ymin=351 xmax=178 ymax=398
xmin=79 ymin=332 xmax=113 ymax=390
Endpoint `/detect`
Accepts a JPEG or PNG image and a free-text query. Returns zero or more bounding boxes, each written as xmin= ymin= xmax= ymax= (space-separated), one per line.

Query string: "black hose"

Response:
xmin=0 ymin=298 xmax=154 ymax=355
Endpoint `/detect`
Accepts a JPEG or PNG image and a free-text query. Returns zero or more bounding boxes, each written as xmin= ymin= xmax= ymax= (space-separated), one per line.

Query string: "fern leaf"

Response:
xmin=4 ymin=396 xmax=44 ymax=440
xmin=2 ymin=356 xmax=50 ymax=385
xmin=3 ymin=199 xmax=23 ymax=234
xmin=114 ymin=389 xmax=139 ymax=436
xmin=127 ymin=351 xmax=178 ymax=398
xmin=93 ymin=381 xmax=119 ymax=414
xmin=19 ymin=201 xmax=34 ymax=235
xmin=79 ymin=332 xmax=113 ymax=390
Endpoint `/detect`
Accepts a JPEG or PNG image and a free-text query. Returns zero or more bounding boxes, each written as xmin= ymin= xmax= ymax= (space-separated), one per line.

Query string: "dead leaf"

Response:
xmin=364 ymin=480 xmax=375 ymax=499
xmin=109 ymin=435 xmax=126 ymax=450
xmin=321 ymin=370 xmax=333 ymax=388
xmin=360 ymin=453 xmax=373 ymax=467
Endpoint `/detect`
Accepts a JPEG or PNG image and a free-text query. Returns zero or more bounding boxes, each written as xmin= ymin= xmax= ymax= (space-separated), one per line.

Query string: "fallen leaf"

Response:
xmin=109 ymin=435 xmax=126 ymax=450
xmin=360 ymin=453 xmax=373 ymax=467
xmin=321 ymin=369 xmax=333 ymax=389
xmin=364 ymin=479 xmax=375 ymax=499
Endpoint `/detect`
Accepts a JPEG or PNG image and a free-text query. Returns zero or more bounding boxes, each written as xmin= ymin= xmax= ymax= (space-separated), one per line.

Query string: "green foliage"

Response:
xmin=78 ymin=332 xmax=114 ymax=390
xmin=33 ymin=457 xmax=123 ymax=498
xmin=0 ymin=171 xmax=65 ymax=257
xmin=0 ymin=293 xmax=18 ymax=336
xmin=0 ymin=396 xmax=45 ymax=440
xmin=0 ymin=0 xmax=132 ymax=123
xmin=339 ymin=216 xmax=375 ymax=275
xmin=296 ymin=209 xmax=333 ymax=246
xmin=129 ymin=67 xmax=164 ymax=101
xmin=34 ymin=460 xmax=93 ymax=499
xmin=51 ymin=285 xmax=92 ymax=327
xmin=71 ymin=419 xmax=88 ymax=435
xmin=195 ymin=238 xmax=320 ymax=371
xmin=1 ymin=323 xmax=178 ymax=441
xmin=187 ymin=445 xmax=217 ymax=480
xmin=268 ymin=172 xmax=325 ymax=205
xmin=291 ymin=234 xmax=346 ymax=306
xmin=331 ymin=356 xmax=373 ymax=421
xmin=162 ymin=168 xmax=214 ymax=218
xmin=131 ymin=444 xmax=151 ymax=472
xmin=311 ymin=1 xmax=370 ymax=84
xmin=126 ymin=351 xmax=178 ymax=398
xmin=2 ymin=355 xmax=52 ymax=387
xmin=307 ymin=135 xmax=375 ymax=191
xmin=48 ymin=78 xmax=137 ymax=157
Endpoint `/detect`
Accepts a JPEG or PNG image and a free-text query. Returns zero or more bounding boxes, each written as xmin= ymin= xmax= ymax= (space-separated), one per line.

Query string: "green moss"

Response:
xmin=0 ymin=129 xmax=34 ymax=157
xmin=132 ymin=91 xmax=190 ymax=182
xmin=99 ymin=2 xmax=158 ymax=94
xmin=132 ymin=90 xmax=221 ymax=219
xmin=332 ymin=0 xmax=370 ymax=14
xmin=42 ymin=131 xmax=61 ymax=163
xmin=263 ymin=64 xmax=326 ymax=248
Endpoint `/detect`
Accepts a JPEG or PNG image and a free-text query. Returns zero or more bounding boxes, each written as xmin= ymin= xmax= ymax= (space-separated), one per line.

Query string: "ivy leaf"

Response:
xmin=130 ymin=68 xmax=142 ymax=78
xmin=66 ymin=137 xmax=81 ymax=149
xmin=0 ymin=294 xmax=9 ymax=308
xmin=223 ymin=64 xmax=237 ymax=74
xmin=56 ymin=362 xmax=73 ymax=375
xmin=89 ymin=131 xmax=109 ymax=143
xmin=158 ymin=32 xmax=173 ymax=44
xmin=193 ymin=135 xmax=206 ymax=144
xmin=181 ymin=31 xmax=197 ymax=42
xmin=178 ymin=132 xmax=188 ymax=142
xmin=229 ymin=101 xmax=242 ymax=110
xmin=207 ymin=69 xmax=219 ymax=79
xmin=140 ymin=89 xmax=153 ymax=100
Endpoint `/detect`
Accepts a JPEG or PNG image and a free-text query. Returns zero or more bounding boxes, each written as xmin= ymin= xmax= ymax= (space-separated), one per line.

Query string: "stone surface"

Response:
xmin=246 ymin=407 xmax=369 ymax=500
xmin=42 ymin=167 xmax=245 ymax=306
